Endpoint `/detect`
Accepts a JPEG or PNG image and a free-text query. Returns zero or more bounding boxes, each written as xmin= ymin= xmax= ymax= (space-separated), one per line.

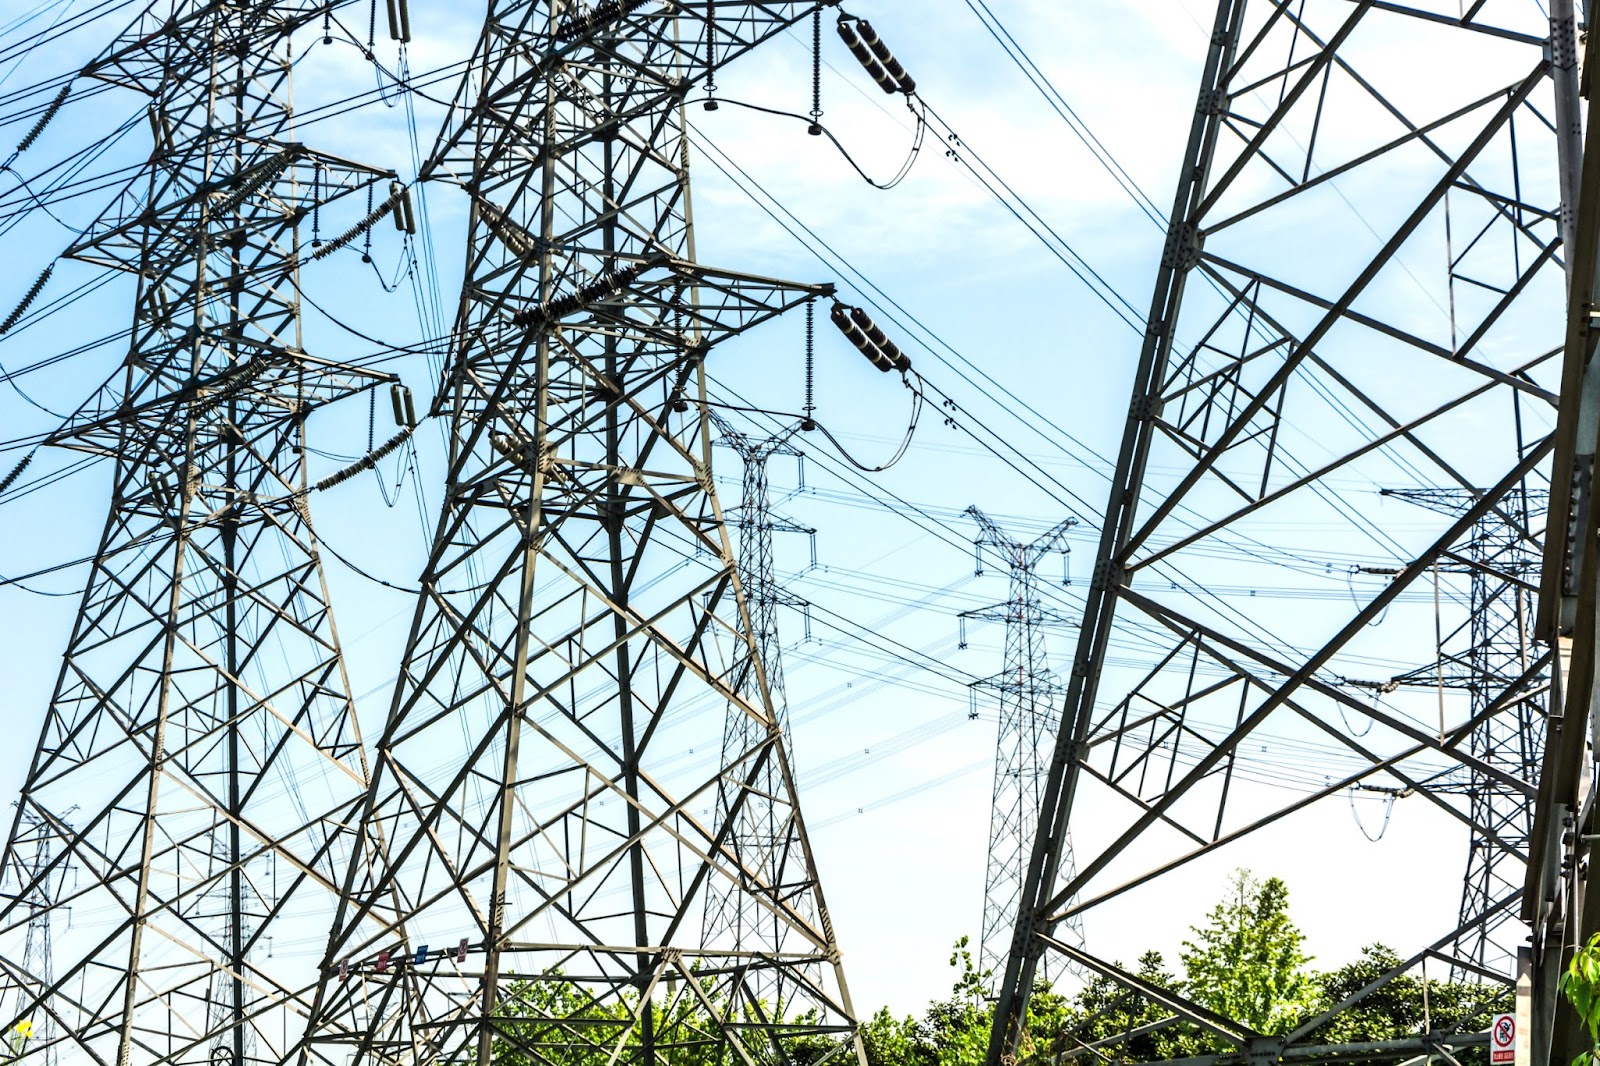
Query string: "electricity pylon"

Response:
xmin=0 ymin=3 xmax=401 ymax=1064
xmin=703 ymin=415 xmax=817 ymax=991
xmin=987 ymin=1 xmax=1576 ymax=1061
xmin=2 ymin=813 xmax=70 ymax=1066
xmin=301 ymin=6 xmax=864 ymax=1066
xmin=1382 ymin=488 xmax=1547 ymax=977
xmin=960 ymin=508 xmax=1077 ymax=990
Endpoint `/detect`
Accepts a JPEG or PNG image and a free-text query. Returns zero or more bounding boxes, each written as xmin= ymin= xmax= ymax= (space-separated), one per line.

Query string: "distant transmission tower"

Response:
xmin=961 ymin=508 xmax=1078 ymax=988
xmin=704 ymin=414 xmax=817 ymax=985
xmin=1382 ymin=487 xmax=1547 ymax=974
xmin=0 ymin=3 xmax=402 ymax=1064
xmin=301 ymin=6 xmax=866 ymax=1066
xmin=2 ymin=812 xmax=71 ymax=1066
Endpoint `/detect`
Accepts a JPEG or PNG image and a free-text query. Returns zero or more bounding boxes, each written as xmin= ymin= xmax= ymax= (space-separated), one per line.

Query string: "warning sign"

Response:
xmin=1491 ymin=1013 xmax=1515 ymax=1065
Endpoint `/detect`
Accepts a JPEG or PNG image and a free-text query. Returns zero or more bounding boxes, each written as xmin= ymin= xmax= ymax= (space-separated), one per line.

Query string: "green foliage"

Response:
xmin=1179 ymin=869 xmax=1315 ymax=1036
xmin=1049 ymin=950 xmax=1200 ymax=1064
xmin=1302 ymin=944 xmax=1509 ymax=1054
xmin=1563 ymin=932 xmax=1600 ymax=1066
xmin=480 ymin=875 xmax=1513 ymax=1066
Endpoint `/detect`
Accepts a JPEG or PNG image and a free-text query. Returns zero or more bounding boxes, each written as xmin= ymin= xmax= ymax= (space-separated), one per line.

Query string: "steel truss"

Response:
xmin=300 ymin=5 xmax=864 ymax=1065
xmin=989 ymin=1 xmax=1576 ymax=1062
xmin=961 ymin=508 xmax=1080 ymax=990
xmin=0 ymin=3 xmax=401 ymax=1065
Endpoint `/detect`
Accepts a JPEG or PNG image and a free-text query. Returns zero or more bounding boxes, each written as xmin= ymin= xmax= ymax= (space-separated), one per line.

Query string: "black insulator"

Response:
xmin=855 ymin=21 xmax=915 ymax=94
xmin=313 ymin=430 xmax=411 ymax=493
xmin=385 ymin=0 xmax=411 ymax=42
xmin=0 ymin=264 xmax=52 ymax=335
xmin=513 ymin=262 xmax=648 ymax=328
xmin=312 ymin=191 xmax=400 ymax=261
xmin=214 ymin=149 xmax=297 ymax=215
xmin=848 ymin=307 xmax=911 ymax=371
xmin=0 ymin=451 xmax=34 ymax=495
xmin=556 ymin=0 xmax=649 ymax=43
xmin=836 ymin=20 xmax=895 ymax=93
xmin=848 ymin=306 xmax=890 ymax=350
xmin=476 ymin=198 xmax=537 ymax=261
xmin=880 ymin=335 xmax=911 ymax=372
xmin=830 ymin=303 xmax=894 ymax=372
xmin=17 ymin=83 xmax=70 ymax=153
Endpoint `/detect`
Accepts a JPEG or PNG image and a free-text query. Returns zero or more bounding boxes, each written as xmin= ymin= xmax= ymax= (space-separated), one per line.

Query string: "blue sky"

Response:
xmin=0 ymin=0 xmax=1542 ymax=1018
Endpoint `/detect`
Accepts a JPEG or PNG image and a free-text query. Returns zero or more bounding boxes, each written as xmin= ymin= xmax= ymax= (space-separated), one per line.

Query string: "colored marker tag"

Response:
xmin=338 ymin=958 xmax=349 ymax=983
xmin=376 ymin=950 xmax=389 ymax=974
xmin=415 ymin=944 xmax=429 ymax=965
xmin=457 ymin=938 xmax=468 ymax=963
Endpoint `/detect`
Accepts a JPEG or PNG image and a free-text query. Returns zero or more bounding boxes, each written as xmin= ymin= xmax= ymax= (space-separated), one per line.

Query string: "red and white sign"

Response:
xmin=1491 ymin=1013 xmax=1516 ymax=1065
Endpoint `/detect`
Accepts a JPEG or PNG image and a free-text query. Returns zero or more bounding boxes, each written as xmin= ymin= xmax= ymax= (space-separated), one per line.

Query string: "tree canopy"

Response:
xmin=484 ymin=869 xmax=1511 ymax=1066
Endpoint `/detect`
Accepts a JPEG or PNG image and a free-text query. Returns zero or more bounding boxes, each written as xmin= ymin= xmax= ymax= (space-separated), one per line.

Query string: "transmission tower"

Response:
xmin=986 ymin=1 xmax=1577 ymax=1061
xmin=703 ymin=414 xmax=817 ymax=988
xmin=300 ymin=6 xmax=865 ymax=1066
xmin=2 ymin=813 xmax=72 ymax=1066
xmin=0 ymin=4 xmax=403 ymax=1064
xmin=959 ymin=508 xmax=1077 ymax=990
xmin=1381 ymin=488 xmax=1547 ymax=977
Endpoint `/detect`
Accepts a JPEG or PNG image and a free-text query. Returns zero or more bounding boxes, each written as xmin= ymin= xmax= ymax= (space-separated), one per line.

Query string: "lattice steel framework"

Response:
xmin=0 ymin=3 xmax=399 ymax=1065
xmin=960 ymin=509 xmax=1078 ymax=990
xmin=300 ymin=5 xmax=863 ymax=1065
xmin=3 ymin=815 xmax=69 ymax=1066
xmin=703 ymin=415 xmax=816 ymax=990
xmin=989 ymin=1 xmax=1576 ymax=1061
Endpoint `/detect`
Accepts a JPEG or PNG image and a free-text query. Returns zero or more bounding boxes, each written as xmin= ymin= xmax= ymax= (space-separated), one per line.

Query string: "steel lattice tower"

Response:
xmin=1384 ymin=488 xmax=1547 ymax=976
xmin=3 ymin=814 xmax=69 ymax=1066
xmin=960 ymin=509 xmax=1078 ymax=990
xmin=300 ymin=5 xmax=863 ymax=1065
xmin=703 ymin=415 xmax=815 ymax=985
xmin=0 ymin=4 xmax=400 ymax=1064
xmin=986 ymin=0 xmax=1578 ymax=1061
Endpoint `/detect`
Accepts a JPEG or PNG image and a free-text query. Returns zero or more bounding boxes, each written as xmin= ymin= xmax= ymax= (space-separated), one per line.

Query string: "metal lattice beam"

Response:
xmin=988 ymin=1 xmax=1575 ymax=1061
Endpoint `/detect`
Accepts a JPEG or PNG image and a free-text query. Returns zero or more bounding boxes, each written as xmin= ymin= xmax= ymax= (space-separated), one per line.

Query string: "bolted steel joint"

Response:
xmin=1160 ymin=223 xmax=1204 ymax=271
